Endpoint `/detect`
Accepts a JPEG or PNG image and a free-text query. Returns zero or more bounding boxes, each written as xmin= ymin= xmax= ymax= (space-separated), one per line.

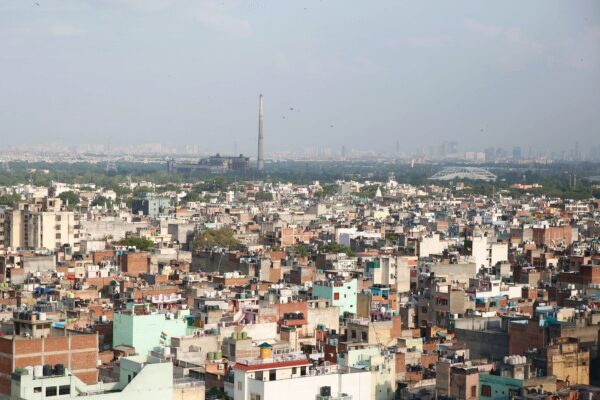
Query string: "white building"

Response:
xmin=418 ymin=234 xmax=448 ymax=258
xmin=10 ymin=355 xmax=178 ymax=400
xmin=367 ymin=255 xmax=415 ymax=293
xmin=471 ymin=236 xmax=508 ymax=271
xmin=229 ymin=351 xmax=371 ymax=400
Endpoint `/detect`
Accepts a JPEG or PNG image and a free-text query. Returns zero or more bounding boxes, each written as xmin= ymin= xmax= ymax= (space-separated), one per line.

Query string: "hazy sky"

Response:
xmin=1 ymin=0 xmax=599 ymax=154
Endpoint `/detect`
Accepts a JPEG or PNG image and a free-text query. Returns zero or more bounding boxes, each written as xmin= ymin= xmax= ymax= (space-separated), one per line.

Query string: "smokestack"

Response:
xmin=257 ymin=94 xmax=264 ymax=172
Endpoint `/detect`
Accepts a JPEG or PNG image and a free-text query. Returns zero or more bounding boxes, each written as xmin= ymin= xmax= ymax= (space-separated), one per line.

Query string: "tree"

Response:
xmin=133 ymin=186 xmax=154 ymax=197
xmin=0 ymin=194 xmax=21 ymax=207
xmin=318 ymin=242 xmax=354 ymax=256
xmin=293 ymin=243 xmax=310 ymax=258
xmin=193 ymin=227 xmax=239 ymax=251
xmin=91 ymin=195 xmax=113 ymax=209
xmin=314 ymin=184 xmax=339 ymax=198
xmin=254 ymin=191 xmax=273 ymax=201
xmin=358 ymin=184 xmax=379 ymax=199
xmin=58 ymin=191 xmax=79 ymax=210
xmin=115 ymin=237 xmax=154 ymax=251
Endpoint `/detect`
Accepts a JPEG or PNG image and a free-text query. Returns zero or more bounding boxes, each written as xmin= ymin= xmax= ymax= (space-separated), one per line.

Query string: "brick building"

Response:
xmin=532 ymin=226 xmax=577 ymax=247
xmin=118 ymin=252 xmax=149 ymax=276
xmin=0 ymin=332 xmax=99 ymax=395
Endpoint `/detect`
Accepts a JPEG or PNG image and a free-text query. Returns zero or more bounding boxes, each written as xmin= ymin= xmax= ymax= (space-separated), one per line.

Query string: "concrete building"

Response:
xmin=9 ymin=355 xmax=174 ymax=400
xmin=471 ymin=236 xmax=508 ymax=271
xmin=527 ymin=337 xmax=590 ymax=385
xmin=478 ymin=356 xmax=557 ymax=400
xmin=113 ymin=303 xmax=193 ymax=357
xmin=365 ymin=256 xmax=413 ymax=292
xmin=229 ymin=351 xmax=371 ymax=400
xmin=337 ymin=346 xmax=396 ymax=400
xmin=312 ymin=278 xmax=358 ymax=317
xmin=4 ymin=198 xmax=80 ymax=251
xmin=132 ymin=195 xmax=172 ymax=218
xmin=418 ymin=234 xmax=448 ymax=258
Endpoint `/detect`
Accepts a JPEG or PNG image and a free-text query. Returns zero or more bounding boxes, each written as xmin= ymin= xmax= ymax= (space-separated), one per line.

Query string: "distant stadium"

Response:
xmin=429 ymin=167 xmax=497 ymax=182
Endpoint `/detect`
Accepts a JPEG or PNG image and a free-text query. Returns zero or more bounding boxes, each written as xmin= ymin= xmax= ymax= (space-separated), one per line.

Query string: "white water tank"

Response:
xmin=39 ymin=313 xmax=47 ymax=321
xmin=163 ymin=347 xmax=171 ymax=356
xmin=33 ymin=365 xmax=43 ymax=377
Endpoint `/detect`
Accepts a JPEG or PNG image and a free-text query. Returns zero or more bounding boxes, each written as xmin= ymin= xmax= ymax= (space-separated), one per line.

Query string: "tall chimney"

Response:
xmin=257 ymin=94 xmax=264 ymax=172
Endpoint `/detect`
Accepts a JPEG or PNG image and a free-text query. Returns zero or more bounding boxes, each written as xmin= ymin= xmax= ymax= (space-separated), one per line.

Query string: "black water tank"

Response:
xmin=42 ymin=365 xmax=52 ymax=377
xmin=54 ymin=364 xmax=65 ymax=376
xmin=320 ymin=386 xmax=331 ymax=397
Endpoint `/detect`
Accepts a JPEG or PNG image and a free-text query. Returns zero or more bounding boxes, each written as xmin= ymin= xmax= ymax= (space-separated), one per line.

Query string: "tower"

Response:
xmin=257 ymin=94 xmax=264 ymax=172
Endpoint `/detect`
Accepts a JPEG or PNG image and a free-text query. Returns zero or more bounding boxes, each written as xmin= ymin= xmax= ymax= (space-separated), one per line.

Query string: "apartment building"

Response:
xmin=228 ymin=350 xmax=371 ymax=400
xmin=3 ymin=198 xmax=80 ymax=252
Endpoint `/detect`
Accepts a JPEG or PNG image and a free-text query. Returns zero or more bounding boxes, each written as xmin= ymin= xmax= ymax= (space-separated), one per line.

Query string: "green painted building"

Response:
xmin=312 ymin=278 xmax=358 ymax=316
xmin=113 ymin=303 xmax=192 ymax=356
xmin=479 ymin=373 xmax=523 ymax=399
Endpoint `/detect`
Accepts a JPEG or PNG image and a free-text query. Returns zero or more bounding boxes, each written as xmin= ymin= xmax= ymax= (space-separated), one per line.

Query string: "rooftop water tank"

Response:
xmin=33 ymin=365 xmax=43 ymax=378
xmin=54 ymin=364 xmax=65 ymax=376
xmin=42 ymin=365 xmax=52 ymax=377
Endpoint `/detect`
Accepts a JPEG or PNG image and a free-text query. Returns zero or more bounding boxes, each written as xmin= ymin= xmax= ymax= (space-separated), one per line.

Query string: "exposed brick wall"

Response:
xmin=0 ymin=338 xmax=12 ymax=355
xmin=509 ymin=321 xmax=545 ymax=355
xmin=70 ymin=350 xmax=97 ymax=370
xmin=119 ymin=252 xmax=149 ymax=276
xmin=45 ymin=337 xmax=68 ymax=352
xmin=421 ymin=352 xmax=438 ymax=369
xmin=395 ymin=352 xmax=406 ymax=373
xmin=93 ymin=250 xmax=114 ymax=265
xmin=0 ymin=334 xmax=99 ymax=395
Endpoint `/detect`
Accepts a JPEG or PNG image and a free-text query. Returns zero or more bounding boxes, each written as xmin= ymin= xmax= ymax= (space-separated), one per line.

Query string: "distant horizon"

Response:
xmin=1 ymin=1 xmax=599 ymax=153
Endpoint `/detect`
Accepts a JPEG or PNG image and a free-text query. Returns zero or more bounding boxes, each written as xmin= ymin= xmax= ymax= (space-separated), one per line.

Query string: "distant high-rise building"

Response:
xmin=484 ymin=147 xmax=496 ymax=162
xmin=441 ymin=141 xmax=458 ymax=157
xmin=512 ymin=146 xmax=522 ymax=160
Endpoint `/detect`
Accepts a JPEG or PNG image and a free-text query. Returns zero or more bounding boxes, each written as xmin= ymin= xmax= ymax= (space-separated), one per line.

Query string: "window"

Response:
xmin=292 ymin=367 xmax=297 ymax=374
xmin=351 ymin=330 xmax=357 ymax=339
xmin=481 ymin=385 xmax=492 ymax=397
xmin=361 ymin=332 xmax=368 ymax=341
xmin=46 ymin=386 xmax=57 ymax=397
xmin=237 ymin=382 xmax=242 ymax=390
xmin=250 ymin=394 xmax=261 ymax=400
xmin=55 ymin=233 xmax=61 ymax=239
xmin=33 ymin=387 xmax=41 ymax=393
xmin=300 ymin=366 xmax=306 ymax=376
xmin=333 ymin=292 xmax=340 ymax=300
xmin=59 ymin=385 xmax=70 ymax=395
xmin=471 ymin=385 xmax=477 ymax=398
xmin=269 ymin=370 xmax=276 ymax=381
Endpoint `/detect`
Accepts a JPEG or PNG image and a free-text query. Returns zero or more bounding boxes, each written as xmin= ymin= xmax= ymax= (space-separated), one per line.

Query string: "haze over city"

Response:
xmin=1 ymin=0 xmax=599 ymax=154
